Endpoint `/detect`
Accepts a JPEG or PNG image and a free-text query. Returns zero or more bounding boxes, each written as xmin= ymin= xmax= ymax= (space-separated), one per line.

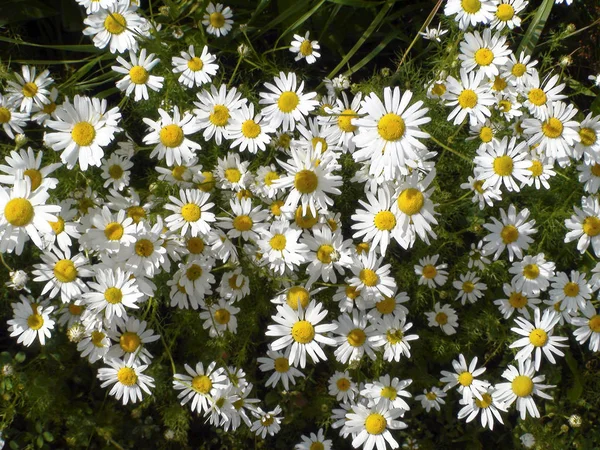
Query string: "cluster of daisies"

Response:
xmin=1 ymin=0 xmax=599 ymax=448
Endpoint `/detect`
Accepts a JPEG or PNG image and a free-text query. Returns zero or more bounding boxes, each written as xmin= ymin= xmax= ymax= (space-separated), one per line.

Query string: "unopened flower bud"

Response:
xmin=569 ymin=414 xmax=582 ymax=428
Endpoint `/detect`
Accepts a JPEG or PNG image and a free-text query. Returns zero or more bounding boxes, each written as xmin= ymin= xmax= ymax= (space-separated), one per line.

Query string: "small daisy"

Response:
xmin=7 ymin=295 xmax=55 ymax=347
xmin=217 ymin=268 xmax=250 ymax=302
xmin=194 ymin=84 xmax=245 ymax=145
xmin=178 ymin=257 xmax=216 ymax=300
xmin=468 ymin=241 xmax=491 ymax=270
xmin=520 ymin=433 xmax=536 ymax=449
xmin=457 ymin=388 xmax=506 ymax=430
xmin=490 ymin=0 xmax=527 ymax=30
xmin=419 ymin=23 xmax=448 ymax=42
xmin=0 ymin=147 xmax=61 ymax=191
xmin=31 ymin=87 xmax=59 ymax=125
xmin=523 ymin=153 xmax=555 ymax=189
xmin=112 ymin=49 xmax=164 ymax=101
xmin=444 ymin=69 xmax=495 ymax=126
xmin=77 ymin=328 xmax=111 ymax=363
xmin=474 ymin=137 xmax=531 ymax=192
xmin=495 ymin=280 xmax=541 ymax=320
xmin=302 ymin=224 xmax=353 ymax=285
xmin=200 ymin=298 xmax=239 ymax=337
xmin=226 ymin=102 xmax=276 ymax=154
xmin=101 ymin=152 xmax=133 ymax=191
xmin=371 ymin=314 xmax=419 ymax=362
xmin=122 ymin=220 xmax=168 ymax=278
xmin=459 ymin=28 xmax=511 ymax=78
xmin=290 ymin=31 xmax=321 ymax=64
xmin=453 ymin=271 xmax=487 ymax=305
xmin=444 ymin=0 xmax=495 ymax=30
xmin=328 ymin=370 xmax=359 ymax=403
xmin=415 ymin=387 xmax=446 ymax=412
xmin=362 ymin=376 xmax=412 ymax=412
xmin=81 ymin=205 xmax=136 ymax=254
xmin=414 ymin=254 xmax=448 ymax=288
xmin=344 ymin=400 xmax=406 ymax=450
xmin=218 ymin=197 xmax=268 ymax=242
xmin=577 ymin=161 xmax=600 ymax=194
xmin=202 ymin=2 xmax=234 ymax=37
xmin=105 ymin=318 xmax=160 ymax=364
xmin=426 ymin=303 xmax=459 ymax=335
xmin=522 ymin=73 xmax=566 ymax=120
xmin=97 ymin=356 xmax=154 ymax=405
xmin=0 ymin=94 xmax=28 ymax=139
xmin=481 ymin=204 xmax=536 ymax=261
xmin=348 ymin=251 xmax=396 ymax=301
xmin=332 ymin=283 xmax=372 ymax=313
xmin=332 ymin=310 xmax=380 ymax=364
xmin=461 ymin=175 xmax=502 ymax=210
xmin=257 ymin=350 xmax=304 ymax=391
xmin=173 ymin=361 xmax=228 ymax=415
xmin=165 ymin=189 xmax=216 ymax=237
xmin=257 ymin=220 xmax=309 ymax=275
xmin=572 ymin=301 xmax=600 ymax=352
xmin=548 ymin=271 xmax=591 ymax=313
xmin=295 ymin=429 xmax=332 ymax=450
xmin=440 ymin=354 xmax=490 ymax=403
xmin=502 ymin=52 xmax=537 ymax=88
xmin=564 ymin=195 xmax=600 ymax=257
xmin=577 ymin=113 xmax=600 ymax=164
xmin=6 ymin=65 xmax=54 ymax=114
xmin=172 ymin=45 xmax=219 ymax=88
xmin=84 ymin=268 xmax=143 ymax=321
xmin=321 ymin=91 xmax=362 ymax=152
xmin=250 ymin=405 xmax=283 ymax=439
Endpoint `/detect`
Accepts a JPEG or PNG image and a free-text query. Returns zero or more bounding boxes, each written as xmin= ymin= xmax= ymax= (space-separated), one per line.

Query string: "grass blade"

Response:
xmin=517 ymin=0 xmax=554 ymax=56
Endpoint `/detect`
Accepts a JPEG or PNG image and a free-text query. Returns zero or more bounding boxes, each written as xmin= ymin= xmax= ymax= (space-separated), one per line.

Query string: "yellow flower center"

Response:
xmin=299 ymin=40 xmax=313 ymax=56
xmin=69 ymin=303 xmax=83 ymax=315
xmin=475 ymin=393 xmax=493 ymax=409
xmin=523 ymin=264 xmax=540 ymax=279
xmin=311 ymin=137 xmax=328 ymax=153
xmin=359 ymin=268 xmax=379 ymax=287
xmin=499 ymin=99 xmax=512 ymax=113
xmin=579 ymin=127 xmax=597 ymax=147
xmin=104 ymin=222 xmax=124 ymax=241
xmin=397 ymin=188 xmax=424 ymax=216
xmin=356 ymin=242 xmax=370 ymax=254
xmin=292 ymin=320 xmax=315 ymax=344
xmin=181 ymin=203 xmax=201 ymax=222
xmin=336 ymin=378 xmax=350 ymax=391
xmin=4 ymin=198 xmax=34 ymax=227
xmin=474 ymin=48 xmax=494 ymax=66
xmin=54 ymin=259 xmax=77 ymax=283
xmin=563 ymin=282 xmax=580 ymax=297
xmin=458 ymin=89 xmax=478 ymax=109
xmin=479 ymin=126 xmax=494 ymax=143
xmin=104 ymin=13 xmax=127 ymax=35
xmin=511 ymin=63 xmax=527 ymax=77
xmin=295 ymin=206 xmax=319 ymax=229
xmin=241 ymin=119 xmax=261 ymax=138
xmin=528 ymin=160 xmax=543 ymax=177
xmin=127 ymin=206 xmax=146 ymax=223
xmin=0 ymin=107 xmax=11 ymax=123
xmin=496 ymin=3 xmax=515 ymax=20
xmin=209 ymin=105 xmax=230 ymax=127
xmin=214 ymin=308 xmax=231 ymax=324
xmin=377 ymin=113 xmax=405 ymax=141
xmin=117 ymin=367 xmax=138 ymax=386
xmin=43 ymin=102 xmax=56 ymax=114
xmin=346 ymin=285 xmax=361 ymax=300
xmin=529 ymin=328 xmax=548 ymax=347
xmin=591 ymin=164 xmax=600 ymax=177
xmin=270 ymin=234 xmax=287 ymax=251
xmin=473 ymin=180 xmax=485 ymax=193
xmin=338 ymin=109 xmax=358 ymax=133
xmin=316 ymin=244 xmax=335 ymax=264
xmin=120 ymin=331 xmax=141 ymax=353
xmin=542 ymin=117 xmax=564 ymax=139
xmin=583 ymin=216 xmax=600 ymax=236
xmin=135 ymin=238 xmax=154 ymax=257
xmin=91 ymin=331 xmax=106 ymax=347
xmin=509 ymin=291 xmax=528 ymax=308
xmin=186 ymin=264 xmax=203 ymax=281
xmin=159 ymin=124 xmax=184 ymax=148
xmin=108 ymin=164 xmax=124 ymax=180
xmin=493 ymin=155 xmax=514 ymax=176
xmin=374 ymin=210 xmax=397 ymax=231
xmin=209 ymin=11 xmax=225 ymax=28
xmin=386 ymin=328 xmax=404 ymax=344
xmin=198 ymin=171 xmax=216 ymax=192
xmin=22 ymin=82 xmax=38 ymax=98
xmin=431 ymin=82 xmax=447 ymax=97
xmin=129 ymin=65 xmax=149 ymax=84
xmin=528 ymin=88 xmax=547 ymax=106
xmin=310 ymin=443 xmax=324 ymax=450
xmin=435 ymin=312 xmax=448 ymax=325
xmin=294 ymin=169 xmax=318 ymax=194
xmin=192 ymin=375 xmax=212 ymax=394
xmin=425 ymin=391 xmax=437 ymax=400
xmin=278 ymin=91 xmax=299 ymax=113
xmin=422 ymin=264 xmax=437 ymax=279
xmin=492 ymin=76 xmax=507 ymax=91
xmin=512 ymin=375 xmax=533 ymax=397
xmin=187 ymin=57 xmax=204 ymax=72
xmin=500 ymin=225 xmax=518 ymax=244
xmin=376 ymin=296 xmax=396 ymax=315
xmin=274 ymin=357 xmax=289 ymax=373
xmin=186 ymin=237 xmax=205 ymax=254
xmin=264 ymin=171 xmax=279 ymax=186
xmin=588 ymin=315 xmax=600 ymax=333
xmin=71 ymin=122 xmax=96 ymax=146
xmin=347 ymin=328 xmax=366 ymax=347
xmin=224 ymin=168 xmax=242 ymax=183
xmin=231 ymin=214 xmax=252 ymax=232
xmin=171 ymin=165 xmax=186 ymax=181
xmin=270 ymin=200 xmax=284 ymax=216
xmin=27 ymin=313 xmax=44 ymax=330
xmin=261 ymin=416 xmax=274 ymax=426
xmin=381 ymin=386 xmax=397 ymax=400
xmin=104 ymin=287 xmax=123 ymax=304
xmin=458 ymin=371 xmax=473 ymax=386
xmin=286 ymin=286 xmax=310 ymax=310
xmin=364 ymin=413 xmax=387 ymax=435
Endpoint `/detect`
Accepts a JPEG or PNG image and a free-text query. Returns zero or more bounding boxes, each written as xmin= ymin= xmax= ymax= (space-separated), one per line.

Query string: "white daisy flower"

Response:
xmin=112 ymin=49 xmax=164 ymax=101
xmin=77 ymin=328 xmax=111 ymax=363
xmin=295 ymin=429 xmax=332 ymax=450
xmin=295 ymin=116 xmax=343 ymax=156
xmin=502 ymin=52 xmax=537 ymax=88
xmin=523 ymin=153 xmax=555 ymax=189
xmin=215 ymin=152 xmax=251 ymax=191
xmin=165 ymin=188 xmax=216 ymax=237
xmin=194 ymin=84 xmax=245 ymax=145
xmin=508 ymin=253 xmax=555 ymax=297
xmin=415 ymin=387 xmax=446 ymax=412
xmin=97 ymin=356 xmax=154 ymax=405
xmin=105 ymin=318 xmax=160 ymax=364
xmin=172 ymin=45 xmax=219 ymax=88
xmin=332 ymin=282 xmax=372 ymax=313
xmin=332 ymin=310 xmax=380 ymax=364
xmin=490 ymin=0 xmax=527 ymax=30
xmin=494 ymin=280 xmax=541 ymax=320
xmin=302 ymin=223 xmax=353 ymax=285
xmin=459 ymin=28 xmax=511 ymax=78
xmin=344 ymin=399 xmax=406 ymax=450
xmin=461 ymin=175 xmax=502 ymax=209
xmin=577 ymin=160 xmax=600 ymax=194
xmin=444 ymin=69 xmax=495 ymax=126
xmin=362 ymin=376 xmax=412 ymax=412
xmin=564 ymin=195 xmax=600 ymax=257
xmin=577 ymin=113 xmax=600 ymax=164
xmin=31 ymin=87 xmax=59 ymax=125
xmin=440 ymin=354 xmax=490 ymax=403
xmin=320 ymin=91 xmax=362 ymax=153
xmin=250 ymin=405 xmax=283 ymax=439
xmin=522 ymin=72 xmax=566 ymax=120
xmin=226 ymin=102 xmax=276 ymax=154
xmin=0 ymin=147 xmax=61 ymax=191
xmin=121 ymin=219 xmax=168 ymax=278
xmin=100 ymin=152 xmax=133 ymax=191
xmin=348 ymin=251 xmax=396 ymax=301
xmin=572 ymin=301 xmax=600 ymax=352
xmin=368 ymin=291 xmax=410 ymax=323
xmin=202 ymin=2 xmax=234 ymax=37
xmin=328 ymin=370 xmax=358 ymax=403
xmin=468 ymin=241 xmax=491 ymax=270
xmin=290 ymin=31 xmax=321 ymax=64
xmin=426 ymin=302 xmax=459 ymax=335
xmin=200 ymin=298 xmax=239 ymax=337
xmin=457 ymin=388 xmax=506 ymax=430
xmin=257 ymin=220 xmax=309 ymax=275
xmin=548 ymin=270 xmax=591 ymax=313
xmin=419 ymin=23 xmax=448 ymax=41
xmin=178 ymin=257 xmax=215 ymax=301
xmin=218 ymin=197 xmax=268 ymax=242
xmin=75 ymin=0 xmax=114 ymax=14
xmin=444 ymin=0 xmax=495 ymax=30
xmin=7 ymin=295 xmax=55 ymax=347
xmin=257 ymin=350 xmax=304 ymax=391
xmin=481 ymin=204 xmax=536 ymax=261
xmin=371 ymin=314 xmax=419 ymax=363
xmin=474 ymin=137 xmax=531 ymax=192
xmin=453 ymin=271 xmax=487 ymax=305
xmin=81 ymin=205 xmax=136 ymax=254
xmin=173 ymin=361 xmax=228 ymax=415
xmin=414 ymin=254 xmax=448 ymax=288
xmin=217 ymin=268 xmax=250 ymax=302
xmin=6 ymin=65 xmax=54 ymax=114
xmin=84 ymin=267 xmax=143 ymax=321
xmin=0 ymin=94 xmax=28 ymax=139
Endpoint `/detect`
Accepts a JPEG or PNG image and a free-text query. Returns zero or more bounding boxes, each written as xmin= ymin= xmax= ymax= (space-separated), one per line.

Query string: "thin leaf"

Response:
xmin=327 ymin=0 xmax=385 ymax=6
xmin=343 ymin=30 xmax=404 ymax=77
xmin=252 ymin=0 xmax=312 ymax=37
xmin=275 ymin=0 xmax=328 ymax=47
xmin=517 ymin=0 xmax=554 ymax=56
xmin=0 ymin=36 xmax=100 ymax=53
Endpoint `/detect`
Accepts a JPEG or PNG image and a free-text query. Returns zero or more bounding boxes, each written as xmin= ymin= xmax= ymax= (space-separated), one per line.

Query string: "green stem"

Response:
xmin=228 ymin=56 xmax=243 ymax=87
xmin=428 ymin=135 xmax=472 ymax=163
xmin=0 ymin=253 xmax=13 ymax=272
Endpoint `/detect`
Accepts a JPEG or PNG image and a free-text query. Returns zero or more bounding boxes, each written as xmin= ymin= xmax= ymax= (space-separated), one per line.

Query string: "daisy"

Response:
xmin=101 ymin=152 xmax=133 ymax=191
xmin=564 ymin=196 xmax=600 ymax=257
xmin=321 ymin=91 xmax=362 ymax=152
xmin=348 ymin=251 xmax=396 ymax=301
xmin=0 ymin=94 xmax=28 ymax=139
xmin=226 ymin=102 xmax=276 ymax=154
xmin=457 ymin=388 xmax=506 ymax=430
xmin=6 ymin=65 xmax=54 ymax=113
xmin=265 ymin=299 xmax=337 ymax=368
xmin=474 ymin=137 xmax=531 ymax=192
xmin=156 ymin=158 xmax=202 ymax=188
xmin=414 ymin=254 xmax=448 ymax=288
xmin=344 ymin=399 xmax=406 ymax=450
xmin=572 ymin=301 xmax=600 ymax=352
xmin=495 ymin=280 xmax=541 ymax=320
xmin=97 ymin=356 xmax=154 ymax=405
xmin=82 ymin=206 xmax=136 ymax=254
xmin=122 ymin=220 xmax=168 ymax=277
xmin=217 ymin=268 xmax=250 ymax=302
xmin=295 ymin=116 xmax=343 ymax=155
xmin=415 ymin=387 xmax=446 ymax=412
xmin=332 ymin=283 xmax=372 ymax=313
xmin=523 ymin=153 xmax=555 ymax=189
xmin=257 ymin=350 xmax=304 ymax=391
xmin=218 ymin=197 xmax=268 ymax=242
xmin=522 ymin=73 xmax=566 ymax=119
xmin=494 ymin=358 xmax=555 ymax=420
xmin=490 ymin=0 xmax=526 ymax=30
xmin=328 ymin=370 xmax=358 ymax=403
xmin=332 ymin=310 xmax=380 ymax=364
xmin=548 ymin=271 xmax=591 ymax=313
xmin=453 ymin=271 xmax=487 ymax=305
xmin=444 ymin=0 xmax=495 ymax=30
xmin=352 ymin=86 xmax=431 ymax=180
xmin=0 ymin=147 xmax=61 ymax=191
xmin=257 ymin=220 xmax=309 ymax=275
xmin=502 ymin=52 xmax=537 ymax=88
xmin=419 ymin=23 xmax=448 ymax=42
xmin=510 ymin=308 xmax=568 ymax=370
xmin=77 ymin=328 xmax=111 ymax=363
xmin=577 ymin=113 xmax=600 ymax=164
xmin=200 ymin=298 xmax=239 ymax=337
xmin=178 ymin=257 xmax=216 ymax=301
xmin=76 ymin=0 xmax=114 ymax=14
xmin=164 ymin=189 xmax=216 ymax=237
xmin=173 ymin=361 xmax=228 ymax=415
xmin=440 ymin=354 xmax=490 ymax=403
xmin=202 ymin=2 xmax=234 ymax=37
xmin=302 ymin=224 xmax=353 ymax=284
xmin=105 ymin=318 xmax=160 ymax=364
xmin=468 ymin=241 xmax=491 ymax=271
xmin=172 ymin=45 xmax=219 ymax=88
xmin=426 ymin=303 xmax=459 ymax=335
xmin=250 ymin=405 xmax=283 ymax=439
xmin=194 ymin=84 xmax=245 ymax=145
xmin=258 ymin=71 xmax=319 ymax=132
xmin=7 ymin=295 xmax=55 ymax=347
xmin=362 ymin=376 xmax=412 ymax=412
xmin=368 ymin=291 xmax=410 ymax=322
xmin=290 ymin=31 xmax=321 ymax=64
xmin=459 ymin=29 xmax=511 ymax=78
xmin=82 ymin=0 xmax=149 ymax=54
xmin=84 ymin=268 xmax=143 ymax=321
xmin=6 ymin=270 xmax=29 ymax=292
xmin=577 ymin=161 xmax=600 ymax=194
xmin=44 ymin=95 xmax=121 ymax=171
xmin=481 ymin=204 xmax=536 ymax=261
xmin=112 ymin=49 xmax=164 ymax=101
xmin=444 ymin=69 xmax=495 ymax=126
xmin=295 ymin=429 xmax=332 ymax=450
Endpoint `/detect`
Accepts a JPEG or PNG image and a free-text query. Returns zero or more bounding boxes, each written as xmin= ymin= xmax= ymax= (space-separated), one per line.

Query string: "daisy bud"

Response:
xmin=1 ymin=364 xmax=14 ymax=377
xmin=380 ymin=67 xmax=391 ymax=77
xmin=67 ymin=323 xmax=86 ymax=343
xmin=164 ymin=429 xmax=175 ymax=440
xmin=566 ymin=23 xmax=576 ymax=33
xmin=172 ymin=27 xmax=184 ymax=39
xmin=158 ymin=5 xmax=169 ymax=15
xmin=569 ymin=414 xmax=582 ymax=428
xmin=237 ymin=43 xmax=250 ymax=57
xmin=7 ymin=270 xmax=29 ymax=291
xmin=560 ymin=424 xmax=569 ymax=433
xmin=559 ymin=55 xmax=572 ymax=67
xmin=14 ymin=133 xmax=27 ymax=148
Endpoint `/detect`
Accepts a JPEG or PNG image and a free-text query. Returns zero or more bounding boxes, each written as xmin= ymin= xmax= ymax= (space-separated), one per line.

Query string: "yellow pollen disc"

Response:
xmin=311 ymin=137 xmax=328 ymax=153
xmin=492 ymin=76 xmax=507 ymax=91
xmin=274 ymin=357 xmax=289 ymax=373
xmin=435 ymin=312 xmax=448 ymax=325
xmin=431 ymin=82 xmax=447 ymax=97
xmin=381 ymin=386 xmax=397 ymax=400
xmin=71 ymin=122 xmax=96 ymax=146
xmin=425 ymin=391 xmax=437 ymax=400
xmin=356 ymin=242 xmax=370 ymax=254
xmin=589 ymin=315 xmax=600 ymax=333
xmin=528 ymin=160 xmax=543 ymax=177
xmin=54 ymin=259 xmax=77 ymax=283
xmin=120 ymin=331 xmax=141 ymax=352
xmin=299 ymin=40 xmax=313 ymax=56
xmin=104 ymin=13 xmax=127 ymax=34
xmin=192 ymin=375 xmax=212 ymax=394
xmin=499 ymin=99 xmax=512 ymax=112
xmin=20 ymin=169 xmax=42 ymax=192
xmin=214 ymin=308 xmax=231 ymax=324
xmin=542 ymin=117 xmax=564 ymax=139
xmin=264 ymin=171 xmax=279 ymax=186
xmin=458 ymin=89 xmax=478 ymax=109
xmin=270 ymin=233 xmax=287 ymax=251
xmin=187 ymin=57 xmax=204 ymax=72
xmin=241 ymin=119 xmax=261 ymax=138
xmin=270 ymin=200 xmax=284 ymax=216
xmin=291 ymin=320 xmax=315 ymax=344
xmin=563 ymin=282 xmax=580 ymax=297
xmin=528 ymin=88 xmax=547 ymax=107
xmin=579 ymin=127 xmax=597 ymax=147
xmin=346 ymin=285 xmax=360 ymax=300
xmin=473 ymin=180 xmax=485 ymax=193
xmin=462 ymin=281 xmax=475 ymax=293
xmin=310 ymin=443 xmax=324 ymax=450
xmin=69 ymin=303 xmax=83 ymax=315
xmin=338 ymin=109 xmax=358 ymax=132
xmin=224 ymin=168 xmax=242 ymax=183
xmin=496 ymin=3 xmax=515 ymax=20
xmin=233 ymin=214 xmax=253 ymax=232
xmin=209 ymin=11 xmax=225 ymax=28
xmin=295 ymin=206 xmax=318 ymax=229
xmin=43 ymin=102 xmax=56 ymax=114
xmin=422 ymin=264 xmax=437 ymax=279
xmin=108 ymin=164 xmax=124 ymax=180
xmin=0 ymin=107 xmax=11 ymax=123
xmin=91 ymin=331 xmax=106 ymax=347
xmin=386 ymin=328 xmax=404 ymax=344
xmin=186 ymin=264 xmax=203 ymax=281
xmin=186 ymin=237 xmax=205 ymax=254
xmin=294 ymin=169 xmax=318 ymax=194
xmin=209 ymin=105 xmax=230 ymax=127
xmin=364 ymin=413 xmax=387 ymax=435
xmin=135 ymin=238 xmax=154 ymax=257
xmin=493 ymin=155 xmax=514 ymax=176
xmin=27 ymin=314 xmax=44 ymax=330
xmin=159 ymin=124 xmax=184 ymax=148
xmin=127 ymin=206 xmax=146 ymax=223
xmin=479 ymin=126 xmax=493 ymax=143
xmin=458 ymin=371 xmax=473 ymax=386
xmin=336 ymin=378 xmax=350 ymax=391
xmin=104 ymin=287 xmax=123 ymax=304
xmin=583 ymin=216 xmax=600 ymax=236
xmin=236 ymin=189 xmax=252 ymax=200
xmin=523 ymin=264 xmax=540 ymax=279
xmin=129 ymin=65 xmax=149 ymax=84
xmin=347 ymin=328 xmax=366 ymax=347
xmin=373 ymin=210 xmax=396 ymax=231
xmin=512 ymin=375 xmax=533 ymax=397
xmin=171 ymin=165 xmax=187 ymax=181
xmin=475 ymin=393 xmax=493 ymax=409
xmin=377 ymin=113 xmax=405 ymax=141
xmin=529 ymin=328 xmax=548 ymax=347
xmin=376 ymin=296 xmax=396 ymax=315
xmin=261 ymin=416 xmax=274 ymax=426
xmin=199 ymin=171 xmax=216 ymax=192
xmin=278 ymin=91 xmax=299 ymax=113
xmin=181 ymin=203 xmax=201 ymax=222
xmin=591 ymin=164 xmax=600 ymax=177
xmin=104 ymin=222 xmax=124 ymax=241
xmin=317 ymin=244 xmax=335 ymax=264
xmin=359 ymin=268 xmax=378 ymax=287
xmin=397 ymin=188 xmax=424 ymax=216
xmin=286 ymin=286 xmax=310 ymax=310
xmin=509 ymin=292 xmax=528 ymax=308
xmin=4 ymin=198 xmax=34 ymax=227
xmin=277 ymin=133 xmax=292 ymax=149
xmin=177 ymin=282 xmax=186 ymax=293
xmin=500 ymin=224 xmax=519 ymax=244
xmin=327 ymin=218 xmax=338 ymax=231
xmin=475 ymin=48 xmax=494 ymax=66
xmin=22 ymin=82 xmax=38 ymax=98
xmin=117 ymin=367 xmax=137 ymax=386
xmin=511 ymin=63 xmax=527 ymax=77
